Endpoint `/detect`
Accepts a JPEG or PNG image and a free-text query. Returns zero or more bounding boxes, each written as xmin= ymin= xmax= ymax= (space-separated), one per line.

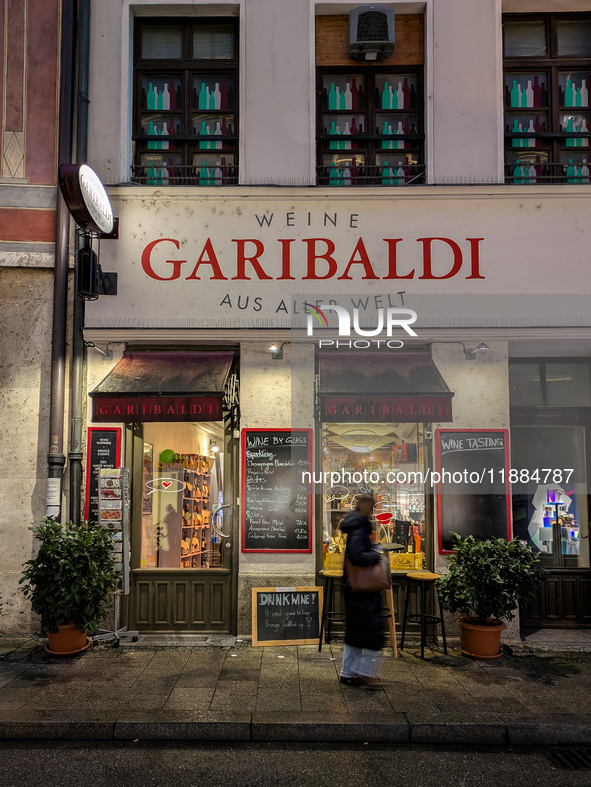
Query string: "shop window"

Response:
xmin=511 ymin=425 xmax=589 ymax=569
xmin=140 ymin=422 xmax=225 ymax=569
xmin=509 ymin=360 xmax=591 ymax=407
xmin=321 ymin=422 xmax=426 ymax=565
xmin=132 ymin=19 xmax=238 ymax=186
xmin=315 ymin=14 xmax=425 ymax=186
xmin=503 ymin=14 xmax=591 ymax=183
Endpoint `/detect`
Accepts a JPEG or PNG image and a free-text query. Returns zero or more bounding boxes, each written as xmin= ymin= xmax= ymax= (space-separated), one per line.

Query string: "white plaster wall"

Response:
xmin=430 ymin=340 xmax=520 ymax=641
xmin=239 ymin=340 xmax=316 ymax=576
xmin=431 ymin=0 xmax=503 ymax=182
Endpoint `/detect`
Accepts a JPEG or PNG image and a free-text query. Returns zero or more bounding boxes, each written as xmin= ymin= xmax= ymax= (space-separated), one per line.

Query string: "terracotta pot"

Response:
xmin=46 ymin=622 xmax=89 ymax=655
xmin=457 ymin=617 xmax=506 ymax=660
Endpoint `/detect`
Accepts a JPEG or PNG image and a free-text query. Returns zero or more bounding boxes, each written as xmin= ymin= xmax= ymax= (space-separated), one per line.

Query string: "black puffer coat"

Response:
xmin=340 ymin=512 xmax=385 ymax=652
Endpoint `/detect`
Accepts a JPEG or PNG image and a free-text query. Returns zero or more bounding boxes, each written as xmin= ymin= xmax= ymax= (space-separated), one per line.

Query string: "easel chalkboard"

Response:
xmin=437 ymin=429 xmax=511 ymax=553
xmin=242 ymin=429 xmax=313 ymax=553
xmin=252 ymin=587 xmax=323 ymax=646
xmin=85 ymin=427 xmax=121 ymax=523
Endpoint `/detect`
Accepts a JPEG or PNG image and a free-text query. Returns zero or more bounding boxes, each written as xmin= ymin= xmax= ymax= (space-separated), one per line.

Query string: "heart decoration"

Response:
xmin=162 ymin=481 xmax=172 ymax=489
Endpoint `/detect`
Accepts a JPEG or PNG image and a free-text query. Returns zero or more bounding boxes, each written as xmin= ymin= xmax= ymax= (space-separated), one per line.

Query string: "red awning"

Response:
xmin=90 ymin=350 xmax=234 ymax=422
xmin=318 ymin=351 xmax=453 ymax=422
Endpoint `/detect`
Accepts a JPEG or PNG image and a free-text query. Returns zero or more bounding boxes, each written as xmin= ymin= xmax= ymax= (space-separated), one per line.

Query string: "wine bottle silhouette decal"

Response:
xmin=329 ymin=161 xmax=338 ymax=185
xmin=220 ymin=79 xmax=228 ymax=110
xmin=526 ymin=80 xmax=534 ymax=108
xmin=199 ymin=121 xmax=208 ymax=149
xmin=513 ymin=159 xmax=523 ymax=184
xmin=395 ymin=160 xmax=405 ymax=185
xmin=343 ymin=121 xmax=351 ymax=150
xmin=146 ymin=162 xmax=156 ymax=185
xmin=382 ymin=82 xmax=390 ymax=109
xmin=199 ymin=82 xmax=207 ymax=109
xmin=581 ymin=79 xmax=589 ymax=108
xmin=526 ymin=119 xmax=535 ymax=147
xmin=148 ymin=120 xmax=157 ymax=150
xmin=382 ymin=120 xmax=390 ymax=149
xmin=565 ymin=78 xmax=574 ymax=107
xmin=511 ymin=118 xmax=521 ymax=147
xmin=328 ymin=82 xmax=337 ymax=110
xmin=214 ymin=121 xmax=222 ymax=150
xmin=567 ymin=158 xmax=576 ymax=182
xmin=581 ymin=117 xmax=589 ymax=147
xmin=169 ymin=81 xmax=176 ymax=111
xmin=381 ymin=160 xmax=392 ymax=186
xmin=199 ymin=161 xmax=210 ymax=186
xmin=147 ymin=82 xmax=155 ymax=110
xmin=403 ymin=78 xmax=411 ymax=110
xmin=214 ymin=162 xmax=223 ymax=186
xmin=214 ymin=83 xmax=221 ymax=111
xmin=162 ymin=83 xmax=171 ymax=110
xmin=565 ymin=116 xmax=576 ymax=147
xmin=351 ymin=78 xmax=359 ymax=110
xmin=330 ymin=121 xmax=338 ymax=150
xmin=156 ymin=85 xmax=162 ymax=111
xmin=533 ymin=76 xmax=542 ymax=107
xmin=161 ymin=122 xmax=169 ymax=150
xmin=510 ymin=80 xmax=519 ymax=108
xmin=344 ymin=83 xmax=352 ymax=110
xmin=397 ymin=82 xmax=404 ymax=110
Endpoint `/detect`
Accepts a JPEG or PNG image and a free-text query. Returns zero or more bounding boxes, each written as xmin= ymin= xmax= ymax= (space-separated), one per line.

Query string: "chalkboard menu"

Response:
xmin=436 ymin=429 xmax=511 ymax=553
xmin=252 ymin=586 xmax=323 ymax=646
xmin=85 ymin=427 xmax=121 ymax=523
xmin=242 ymin=429 xmax=313 ymax=553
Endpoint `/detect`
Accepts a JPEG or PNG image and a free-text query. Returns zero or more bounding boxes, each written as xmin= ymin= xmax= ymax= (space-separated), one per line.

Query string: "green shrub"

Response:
xmin=20 ymin=518 xmax=120 ymax=634
xmin=437 ymin=534 xmax=545 ymax=626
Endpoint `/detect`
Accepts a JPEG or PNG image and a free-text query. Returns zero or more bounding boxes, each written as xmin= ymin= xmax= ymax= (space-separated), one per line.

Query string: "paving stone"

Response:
xmin=252 ymin=712 xmax=408 ymax=742
xmin=301 ymin=695 xmax=347 ymax=712
xmin=213 ymin=680 xmax=259 ymax=696
xmin=162 ymin=688 xmax=216 ymax=710
xmin=174 ymin=672 xmax=220 ymax=688
xmin=114 ymin=710 xmax=251 ymax=740
xmin=0 ymin=709 xmax=118 ymax=739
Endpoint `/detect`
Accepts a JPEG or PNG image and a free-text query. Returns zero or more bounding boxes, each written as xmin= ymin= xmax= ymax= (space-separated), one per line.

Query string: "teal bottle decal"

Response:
xmin=565 ymin=78 xmax=574 ymax=108
xmin=513 ymin=160 xmax=523 ymax=184
xmin=511 ymin=118 xmax=521 ymax=148
xmin=329 ymin=161 xmax=338 ymax=185
xmin=328 ymin=82 xmax=337 ymax=110
xmin=198 ymin=82 xmax=207 ymax=110
xmin=565 ymin=117 xmax=575 ymax=147
xmin=382 ymin=120 xmax=390 ymax=149
xmin=199 ymin=121 xmax=208 ymax=149
xmin=330 ymin=121 xmax=338 ymax=150
xmin=576 ymin=86 xmax=582 ymax=108
xmin=147 ymin=82 xmax=155 ymax=110
xmin=381 ymin=160 xmax=391 ymax=186
xmin=148 ymin=121 xmax=156 ymax=150
xmin=146 ymin=162 xmax=156 ymax=185
xmin=200 ymin=160 xmax=209 ymax=186
xmin=566 ymin=158 xmax=576 ymax=182
xmin=510 ymin=80 xmax=519 ymax=108
xmin=382 ymin=82 xmax=390 ymax=109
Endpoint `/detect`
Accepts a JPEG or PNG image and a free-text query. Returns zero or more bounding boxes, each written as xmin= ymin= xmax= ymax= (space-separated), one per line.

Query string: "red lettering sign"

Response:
xmin=321 ymin=396 xmax=453 ymax=423
xmin=92 ymin=396 xmax=223 ymax=423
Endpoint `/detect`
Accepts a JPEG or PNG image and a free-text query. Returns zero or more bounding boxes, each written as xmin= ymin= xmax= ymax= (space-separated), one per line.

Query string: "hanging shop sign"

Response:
xmin=92 ymin=395 xmax=223 ymax=423
xmin=242 ymin=429 xmax=313 ymax=553
xmin=436 ymin=429 xmax=511 ymax=553
xmin=58 ymin=163 xmax=114 ymax=234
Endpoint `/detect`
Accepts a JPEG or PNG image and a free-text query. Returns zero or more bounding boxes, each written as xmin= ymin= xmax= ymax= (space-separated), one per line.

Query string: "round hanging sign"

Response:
xmin=58 ymin=163 xmax=114 ymax=235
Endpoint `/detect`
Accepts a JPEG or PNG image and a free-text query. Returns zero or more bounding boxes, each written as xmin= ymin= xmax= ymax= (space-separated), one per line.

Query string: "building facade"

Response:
xmin=2 ymin=0 xmax=591 ymax=638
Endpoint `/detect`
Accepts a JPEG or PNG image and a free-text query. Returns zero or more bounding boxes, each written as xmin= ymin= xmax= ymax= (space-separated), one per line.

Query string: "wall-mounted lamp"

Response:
xmin=269 ymin=343 xmax=284 ymax=360
xmin=210 ymin=439 xmax=220 ymax=455
xmin=464 ymin=343 xmax=490 ymax=361
xmin=84 ymin=341 xmax=113 ymax=360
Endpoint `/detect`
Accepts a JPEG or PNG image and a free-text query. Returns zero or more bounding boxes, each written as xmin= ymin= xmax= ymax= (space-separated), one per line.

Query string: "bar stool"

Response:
xmin=318 ymin=569 xmax=346 ymax=652
xmin=400 ymin=571 xmax=447 ymax=659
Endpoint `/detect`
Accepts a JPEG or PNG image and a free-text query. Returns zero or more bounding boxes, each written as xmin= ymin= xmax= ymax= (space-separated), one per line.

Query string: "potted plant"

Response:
xmin=437 ymin=534 xmax=545 ymax=660
xmin=20 ymin=518 xmax=120 ymax=654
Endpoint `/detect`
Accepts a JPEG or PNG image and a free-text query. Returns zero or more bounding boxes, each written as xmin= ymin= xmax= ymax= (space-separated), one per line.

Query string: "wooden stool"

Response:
xmin=400 ymin=571 xmax=447 ymax=660
xmin=318 ymin=569 xmax=345 ymax=652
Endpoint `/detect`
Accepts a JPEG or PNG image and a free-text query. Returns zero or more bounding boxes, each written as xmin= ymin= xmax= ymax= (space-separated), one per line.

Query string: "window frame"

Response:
xmin=315 ymin=64 xmax=425 ymax=186
xmin=502 ymin=13 xmax=591 ymax=179
xmin=132 ymin=17 xmax=239 ymax=184
xmin=509 ymin=358 xmax=591 ymax=409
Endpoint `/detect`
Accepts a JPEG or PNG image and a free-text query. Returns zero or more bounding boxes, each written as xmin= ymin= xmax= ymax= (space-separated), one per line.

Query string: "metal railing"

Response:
xmin=316 ymin=163 xmax=426 ymax=186
xmin=131 ymin=163 xmax=239 ymax=186
xmin=504 ymin=161 xmax=591 ymax=184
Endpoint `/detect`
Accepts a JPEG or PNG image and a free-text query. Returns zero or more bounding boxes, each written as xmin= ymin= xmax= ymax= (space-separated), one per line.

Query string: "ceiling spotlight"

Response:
xmin=464 ymin=343 xmax=490 ymax=360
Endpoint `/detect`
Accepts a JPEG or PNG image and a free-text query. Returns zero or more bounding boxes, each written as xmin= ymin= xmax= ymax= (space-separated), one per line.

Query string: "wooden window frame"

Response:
xmin=315 ymin=65 xmax=425 ymax=185
xmin=132 ymin=17 xmax=239 ymax=185
xmin=503 ymin=13 xmax=591 ymax=180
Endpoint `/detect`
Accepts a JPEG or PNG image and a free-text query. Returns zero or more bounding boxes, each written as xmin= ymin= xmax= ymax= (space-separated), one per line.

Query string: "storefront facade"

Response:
xmin=3 ymin=0 xmax=591 ymax=637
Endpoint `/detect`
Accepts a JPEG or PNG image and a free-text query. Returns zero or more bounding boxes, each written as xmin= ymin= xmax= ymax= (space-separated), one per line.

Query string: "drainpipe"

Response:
xmin=68 ymin=0 xmax=90 ymax=525
xmin=46 ymin=0 xmax=76 ymax=522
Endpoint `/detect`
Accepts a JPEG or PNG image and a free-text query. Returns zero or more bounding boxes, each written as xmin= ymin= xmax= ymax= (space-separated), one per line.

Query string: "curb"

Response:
xmin=2 ymin=712 xmax=591 ymax=744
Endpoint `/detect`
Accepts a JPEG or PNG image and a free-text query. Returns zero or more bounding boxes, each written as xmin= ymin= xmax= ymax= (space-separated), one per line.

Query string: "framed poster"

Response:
xmin=84 ymin=427 xmax=121 ymax=523
xmin=436 ymin=429 xmax=511 ymax=553
xmin=241 ymin=429 xmax=313 ymax=553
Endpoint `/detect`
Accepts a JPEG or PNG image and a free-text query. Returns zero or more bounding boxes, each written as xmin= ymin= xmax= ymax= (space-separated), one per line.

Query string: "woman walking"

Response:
xmin=339 ymin=493 xmax=385 ymax=689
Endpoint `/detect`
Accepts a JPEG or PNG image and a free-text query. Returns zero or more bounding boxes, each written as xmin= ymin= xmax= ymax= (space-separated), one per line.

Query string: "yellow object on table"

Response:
xmin=389 ymin=551 xmax=423 ymax=570
xmin=323 ymin=552 xmax=345 ymax=570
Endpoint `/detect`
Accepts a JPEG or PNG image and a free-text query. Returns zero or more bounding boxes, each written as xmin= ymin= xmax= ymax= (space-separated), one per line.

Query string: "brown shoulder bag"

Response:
xmin=345 ymin=554 xmax=391 ymax=593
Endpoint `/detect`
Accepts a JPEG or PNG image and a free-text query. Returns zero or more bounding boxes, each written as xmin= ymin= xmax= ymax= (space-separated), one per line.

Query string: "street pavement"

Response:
xmin=1 ymin=741 xmax=591 ymax=787
xmin=1 ymin=636 xmax=591 ymax=745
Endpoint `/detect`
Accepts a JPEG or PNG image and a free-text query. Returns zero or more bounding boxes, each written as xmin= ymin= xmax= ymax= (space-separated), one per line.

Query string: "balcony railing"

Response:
xmin=131 ymin=163 xmax=239 ymax=186
xmin=316 ymin=163 xmax=426 ymax=186
xmin=504 ymin=161 xmax=590 ymax=184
